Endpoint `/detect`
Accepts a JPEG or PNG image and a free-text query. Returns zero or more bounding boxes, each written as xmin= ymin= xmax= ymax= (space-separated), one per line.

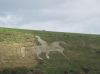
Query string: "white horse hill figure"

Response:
xmin=32 ymin=36 xmax=66 ymax=60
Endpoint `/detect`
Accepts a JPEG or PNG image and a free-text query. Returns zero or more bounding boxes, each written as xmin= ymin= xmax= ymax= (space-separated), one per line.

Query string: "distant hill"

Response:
xmin=0 ymin=27 xmax=100 ymax=74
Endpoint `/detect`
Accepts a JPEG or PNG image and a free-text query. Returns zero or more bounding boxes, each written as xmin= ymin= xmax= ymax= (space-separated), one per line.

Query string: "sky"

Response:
xmin=0 ymin=0 xmax=100 ymax=34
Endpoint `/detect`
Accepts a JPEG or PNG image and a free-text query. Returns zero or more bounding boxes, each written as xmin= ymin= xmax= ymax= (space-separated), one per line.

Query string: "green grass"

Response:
xmin=0 ymin=27 xmax=100 ymax=74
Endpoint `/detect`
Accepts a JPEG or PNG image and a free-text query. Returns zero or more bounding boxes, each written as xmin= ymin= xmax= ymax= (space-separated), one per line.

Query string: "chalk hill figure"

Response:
xmin=33 ymin=36 xmax=66 ymax=60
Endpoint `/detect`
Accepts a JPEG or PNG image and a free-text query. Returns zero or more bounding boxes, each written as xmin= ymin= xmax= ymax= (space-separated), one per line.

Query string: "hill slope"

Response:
xmin=0 ymin=27 xmax=100 ymax=74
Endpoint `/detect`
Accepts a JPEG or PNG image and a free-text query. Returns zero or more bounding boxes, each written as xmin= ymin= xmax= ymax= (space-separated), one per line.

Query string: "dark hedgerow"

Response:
xmin=81 ymin=67 xmax=90 ymax=74
xmin=0 ymin=67 xmax=44 ymax=74
xmin=0 ymin=67 xmax=33 ymax=74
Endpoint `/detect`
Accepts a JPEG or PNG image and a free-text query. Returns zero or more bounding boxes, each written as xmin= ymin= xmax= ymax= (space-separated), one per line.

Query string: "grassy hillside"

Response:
xmin=0 ymin=27 xmax=100 ymax=74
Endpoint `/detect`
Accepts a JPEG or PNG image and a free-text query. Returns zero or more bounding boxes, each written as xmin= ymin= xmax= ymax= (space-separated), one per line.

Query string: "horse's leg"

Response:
xmin=46 ymin=51 xmax=50 ymax=59
xmin=35 ymin=47 xmax=43 ymax=60
xmin=58 ymin=48 xmax=70 ymax=61
xmin=37 ymin=52 xmax=43 ymax=60
xmin=60 ymin=50 xmax=66 ymax=57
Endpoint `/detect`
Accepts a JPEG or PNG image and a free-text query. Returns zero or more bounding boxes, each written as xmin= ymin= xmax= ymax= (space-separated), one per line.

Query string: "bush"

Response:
xmin=81 ymin=67 xmax=90 ymax=73
xmin=2 ymin=68 xmax=12 ymax=74
xmin=0 ymin=67 xmax=33 ymax=74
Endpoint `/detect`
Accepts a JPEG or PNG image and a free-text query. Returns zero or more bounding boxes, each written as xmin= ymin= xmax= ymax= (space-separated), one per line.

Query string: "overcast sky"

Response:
xmin=0 ymin=0 xmax=100 ymax=34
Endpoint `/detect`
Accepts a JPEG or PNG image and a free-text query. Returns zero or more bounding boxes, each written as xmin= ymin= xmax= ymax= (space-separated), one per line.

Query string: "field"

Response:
xmin=0 ymin=27 xmax=100 ymax=74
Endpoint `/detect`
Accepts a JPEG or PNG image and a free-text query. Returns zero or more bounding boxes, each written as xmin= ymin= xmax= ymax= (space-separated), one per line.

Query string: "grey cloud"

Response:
xmin=0 ymin=0 xmax=65 ymax=12
xmin=0 ymin=0 xmax=100 ymax=34
xmin=0 ymin=14 xmax=23 ymax=27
